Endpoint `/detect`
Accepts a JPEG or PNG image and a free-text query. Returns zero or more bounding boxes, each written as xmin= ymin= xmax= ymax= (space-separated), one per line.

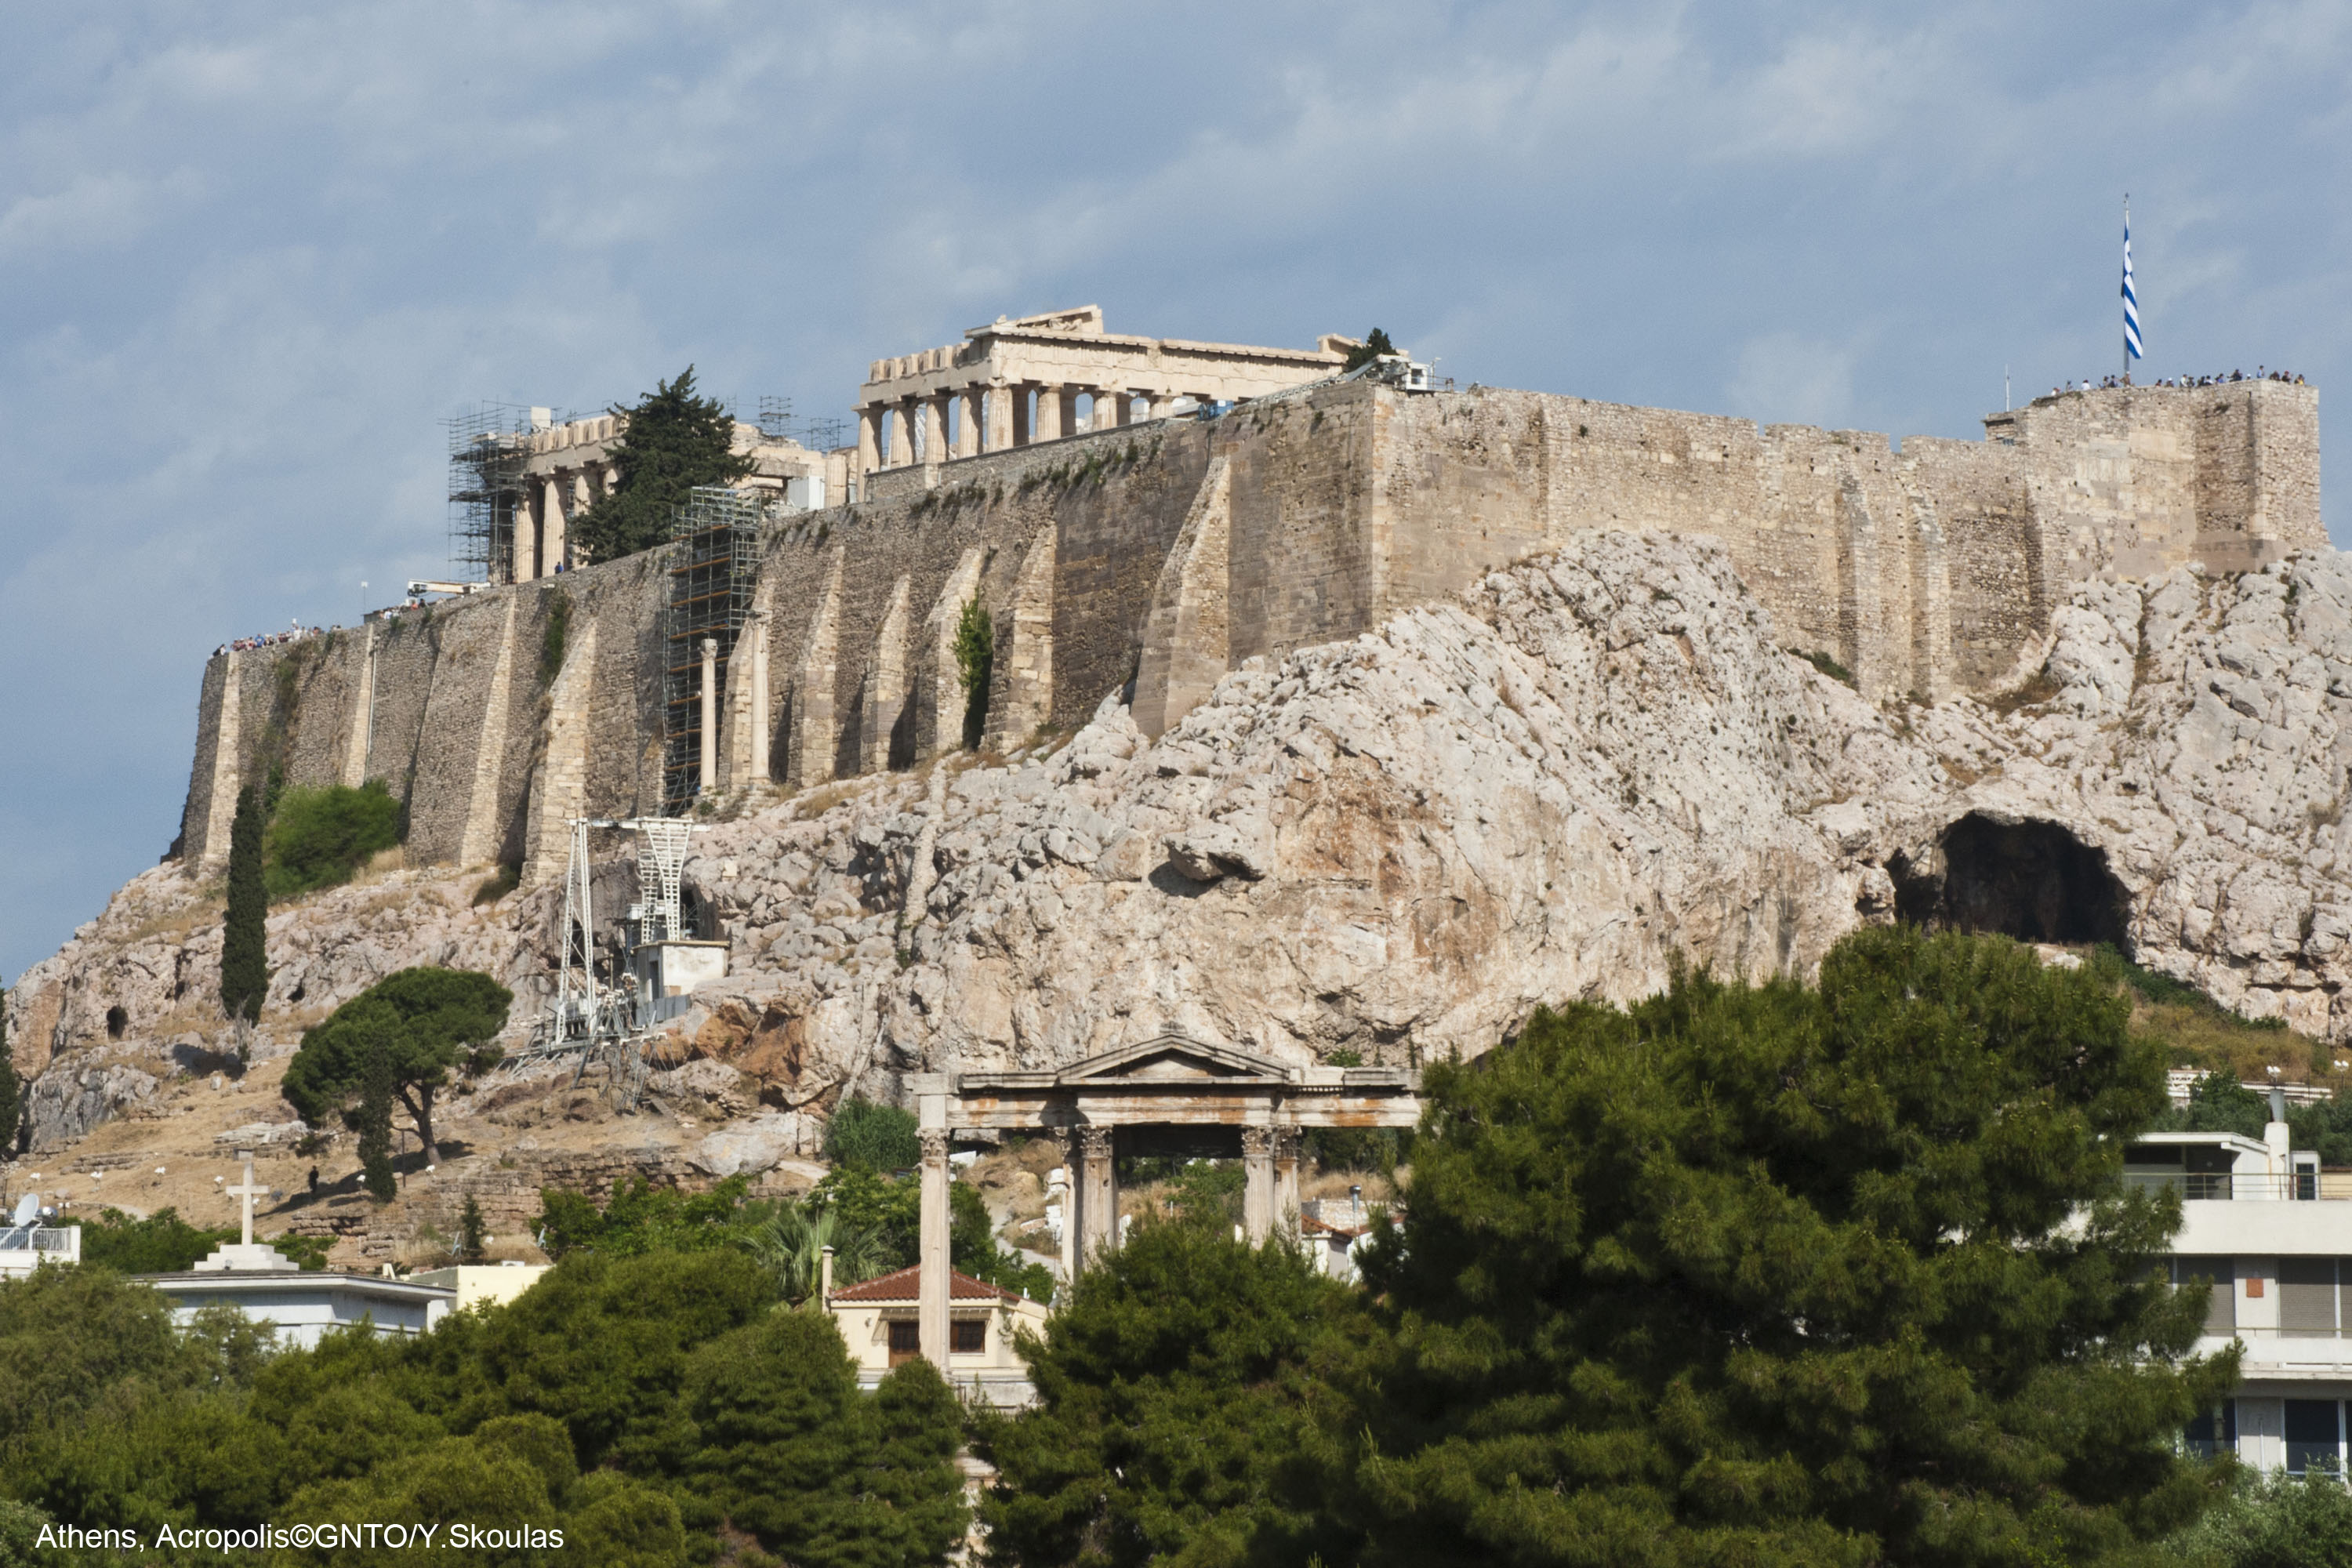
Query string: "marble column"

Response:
xmin=886 ymin=401 xmax=913 ymax=468
xmin=920 ymin=395 xmax=947 ymax=466
xmin=1032 ymin=383 xmax=1064 ymax=443
xmin=1097 ymin=390 xmax=1129 ymax=430
xmin=917 ymin=1127 xmax=951 ymax=1370
xmin=514 ymin=492 xmax=539 ymax=583
xmin=699 ymin=638 xmax=718 ymax=794
xmin=1242 ymin=1126 xmax=1276 ymax=1245
xmin=1149 ymin=393 xmax=1176 ymax=420
xmin=542 ymin=477 xmax=569 ymax=575
xmin=1273 ymin=1127 xmax=1301 ymax=1237
xmin=572 ymin=468 xmax=595 ymax=522
xmin=1011 ymin=383 xmax=1033 ymax=448
xmin=747 ymin=611 xmax=771 ymax=786
xmin=1054 ymin=386 xmax=1081 ymax=440
xmin=1047 ymin=1127 xmax=1073 ymax=1282
xmin=955 ymin=388 xmax=983 ymax=459
xmin=1077 ymin=1125 xmax=1117 ymax=1265
xmin=857 ymin=408 xmax=883 ymax=475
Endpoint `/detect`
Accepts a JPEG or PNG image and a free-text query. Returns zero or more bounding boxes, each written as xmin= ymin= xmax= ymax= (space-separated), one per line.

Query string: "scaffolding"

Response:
xmin=662 ymin=487 xmax=768 ymax=813
xmin=445 ymin=403 xmax=546 ymax=584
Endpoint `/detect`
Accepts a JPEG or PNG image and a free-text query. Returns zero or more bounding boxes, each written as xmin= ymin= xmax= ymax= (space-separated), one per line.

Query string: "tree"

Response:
xmin=748 ymin=1199 xmax=887 ymax=1306
xmin=357 ymin=1032 xmax=397 ymax=1200
xmin=2162 ymin=1470 xmax=2352 ymax=1566
xmin=460 ymin=1195 xmax=488 ymax=1265
xmin=977 ymin=1220 xmax=1359 ymax=1568
xmin=0 ymin=988 xmax=20 ymax=1157
xmin=219 ymin=782 xmax=270 ymax=1026
xmin=569 ymin=368 xmax=753 ymax=564
xmin=681 ymin=1308 xmax=874 ymax=1563
xmin=860 ymin=1359 xmax=975 ymax=1567
xmin=953 ymin=595 xmax=993 ymax=750
xmin=535 ymin=1174 xmax=753 ymax=1261
xmin=281 ymin=967 xmax=512 ymax=1167
xmin=1325 ymin=927 xmax=2234 ymax=1568
xmin=2162 ymin=1070 xmax=2270 ymax=1141
xmin=1342 ymin=327 xmax=1399 ymax=372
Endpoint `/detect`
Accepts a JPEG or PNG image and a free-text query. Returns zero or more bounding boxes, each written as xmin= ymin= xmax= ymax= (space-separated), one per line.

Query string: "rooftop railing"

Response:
xmin=2125 ymin=1171 xmax=2325 ymax=1201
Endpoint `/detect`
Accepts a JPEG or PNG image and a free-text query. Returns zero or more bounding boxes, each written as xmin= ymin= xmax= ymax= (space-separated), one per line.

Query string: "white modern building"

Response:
xmin=2135 ymin=1096 xmax=2352 ymax=1475
xmin=0 ymin=1222 xmax=78 ymax=1278
xmin=144 ymin=1263 xmax=455 ymax=1348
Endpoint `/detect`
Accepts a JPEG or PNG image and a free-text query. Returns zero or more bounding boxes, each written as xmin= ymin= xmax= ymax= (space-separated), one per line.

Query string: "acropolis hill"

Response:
xmin=173 ymin=310 xmax=2321 ymax=881
xmin=9 ymin=311 xmax=2349 ymax=1247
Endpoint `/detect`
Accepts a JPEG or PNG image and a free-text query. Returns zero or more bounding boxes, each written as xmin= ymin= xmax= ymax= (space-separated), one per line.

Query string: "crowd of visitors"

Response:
xmin=2055 ymin=367 xmax=2307 ymax=396
xmin=215 ymin=596 xmax=432 ymax=657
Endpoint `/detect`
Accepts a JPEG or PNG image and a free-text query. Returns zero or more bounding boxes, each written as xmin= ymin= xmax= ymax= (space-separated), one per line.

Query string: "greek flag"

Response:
xmin=2122 ymin=207 xmax=2143 ymax=361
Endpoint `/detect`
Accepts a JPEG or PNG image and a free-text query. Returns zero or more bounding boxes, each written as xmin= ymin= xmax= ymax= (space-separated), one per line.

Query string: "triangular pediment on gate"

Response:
xmin=1054 ymin=1033 xmax=1292 ymax=1087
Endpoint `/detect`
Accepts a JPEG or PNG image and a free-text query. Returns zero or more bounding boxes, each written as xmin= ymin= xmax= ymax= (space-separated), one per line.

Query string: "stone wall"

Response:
xmin=175 ymin=379 xmax=2323 ymax=878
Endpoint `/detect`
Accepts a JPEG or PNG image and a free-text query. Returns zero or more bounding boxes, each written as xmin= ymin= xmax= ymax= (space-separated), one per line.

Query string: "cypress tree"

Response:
xmin=953 ymin=596 xmax=993 ymax=750
xmin=219 ymin=782 xmax=270 ymax=1025
xmin=358 ymin=1034 xmax=397 ymax=1202
xmin=0 ymin=989 xmax=20 ymax=1156
xmin=460 ymin=1195 xmax=488 ymax=1264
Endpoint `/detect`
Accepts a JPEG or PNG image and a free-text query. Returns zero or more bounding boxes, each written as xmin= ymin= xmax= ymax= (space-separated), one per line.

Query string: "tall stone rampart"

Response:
xmin=175 ymin=377 xmax=2321 ymax=881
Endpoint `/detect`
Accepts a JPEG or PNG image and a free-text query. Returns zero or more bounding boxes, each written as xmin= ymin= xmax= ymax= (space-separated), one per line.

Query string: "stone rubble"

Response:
xmin=17 ymin=528 xmax=2352 ymax=1166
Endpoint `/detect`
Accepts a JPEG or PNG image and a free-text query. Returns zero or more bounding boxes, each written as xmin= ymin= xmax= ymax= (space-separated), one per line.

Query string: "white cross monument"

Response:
xmin=191 ymin=1148 xmax=295 ymax=1272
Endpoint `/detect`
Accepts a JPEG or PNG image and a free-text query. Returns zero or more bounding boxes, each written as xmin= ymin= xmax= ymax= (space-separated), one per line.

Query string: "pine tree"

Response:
xmin=0 ymin=989 xmax=20 ymax=1157
xmin=358 ymin=1033 xmax=396 ymax=1202
xmin=569 ymin=367 xmax=754 ymax=564
xmin=281 ymin=966 xmax=512 ymax=1166
xmin=1342 ymin=327 xmax=1399 ymax=371
xmin=459 ymin=1195 xmax=488 ymax=1264
xmin=219 ymin=782 xmax=270 ymax=1026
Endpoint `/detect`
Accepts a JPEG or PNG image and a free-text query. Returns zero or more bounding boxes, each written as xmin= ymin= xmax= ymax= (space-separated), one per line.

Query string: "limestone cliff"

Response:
xmin=16 ymin=529 xmax=2352 ymax=1185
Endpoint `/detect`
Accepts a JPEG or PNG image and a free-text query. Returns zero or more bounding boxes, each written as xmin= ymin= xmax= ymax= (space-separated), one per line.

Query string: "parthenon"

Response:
xmin=853 ymin=305 xmax=1355 ymax=477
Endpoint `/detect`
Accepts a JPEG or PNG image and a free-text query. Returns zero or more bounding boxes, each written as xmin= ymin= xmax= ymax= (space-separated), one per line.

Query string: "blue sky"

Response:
xmin=4 ymin=1 xmax=2348 ymax=982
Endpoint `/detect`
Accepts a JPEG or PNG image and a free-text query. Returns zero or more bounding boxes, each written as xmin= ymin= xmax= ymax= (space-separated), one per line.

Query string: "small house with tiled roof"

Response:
xmin=826 ymin=1265 xmax=1051 ymax=1406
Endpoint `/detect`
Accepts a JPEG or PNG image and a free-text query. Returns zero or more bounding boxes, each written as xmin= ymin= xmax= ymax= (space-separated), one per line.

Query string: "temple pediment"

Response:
xmin=1057 ymin=1033 xmax=1288 ymax=1086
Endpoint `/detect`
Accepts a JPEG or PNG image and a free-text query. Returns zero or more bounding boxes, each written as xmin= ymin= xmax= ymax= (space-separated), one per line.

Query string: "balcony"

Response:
xmin=0 ymin=1226 xmax=81 ymax=1273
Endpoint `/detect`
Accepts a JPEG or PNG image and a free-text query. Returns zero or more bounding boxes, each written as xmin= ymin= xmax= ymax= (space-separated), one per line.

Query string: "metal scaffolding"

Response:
xmin=662 ymin=487 xmax=768 ymax=812
xmin=445 ymin=403 xmax=542 ymax=584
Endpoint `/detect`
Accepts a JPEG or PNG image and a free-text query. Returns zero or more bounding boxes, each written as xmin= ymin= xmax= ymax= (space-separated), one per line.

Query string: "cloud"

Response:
xmin=2 ymin=0 xmax=2349 ymax=979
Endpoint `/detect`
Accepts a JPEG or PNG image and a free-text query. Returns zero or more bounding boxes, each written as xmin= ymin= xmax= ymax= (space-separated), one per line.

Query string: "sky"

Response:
xmin=4 ymin=0 xmax=2349 ymax=984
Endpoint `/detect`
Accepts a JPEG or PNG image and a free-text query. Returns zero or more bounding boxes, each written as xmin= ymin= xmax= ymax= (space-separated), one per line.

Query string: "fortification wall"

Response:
xmin=176 ymin=376 xmax=2322 ymax=884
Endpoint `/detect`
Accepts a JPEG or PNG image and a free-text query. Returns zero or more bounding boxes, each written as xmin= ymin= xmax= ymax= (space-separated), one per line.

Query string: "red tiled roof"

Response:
xmin=828 ymin=1265 xmax=1017 ymax=1305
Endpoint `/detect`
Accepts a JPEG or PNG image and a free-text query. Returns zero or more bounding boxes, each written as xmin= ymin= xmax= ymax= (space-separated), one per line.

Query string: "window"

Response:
xmin=951 ymin=1319 xmax=986 ymax=1355
xmin=2185 ymin=1401 xmax=2237 ymax=1461
xmin=2172 ymin=1257 xmax=2236 ymax=1337
xmin=887 ymin=1319 xmax=920 ymax=1367
xmin=2285 ymin=1399 xmax=2343 ymax=1477
xmin=2281 ymin=1258 xmax=2339 ymax=1338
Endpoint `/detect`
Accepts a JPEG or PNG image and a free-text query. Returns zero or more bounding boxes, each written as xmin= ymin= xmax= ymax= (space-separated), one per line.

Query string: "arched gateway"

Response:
xmin=905 ymin=1034 xmax=1421 ymax=1368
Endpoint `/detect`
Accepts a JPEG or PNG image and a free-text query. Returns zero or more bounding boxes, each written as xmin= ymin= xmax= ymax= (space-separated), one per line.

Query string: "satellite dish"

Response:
xmin=9 ymin=1193 xmax=37 ymax=1227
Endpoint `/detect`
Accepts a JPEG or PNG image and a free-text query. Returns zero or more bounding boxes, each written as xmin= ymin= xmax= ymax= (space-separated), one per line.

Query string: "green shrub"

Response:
xmin=823 ymin=1098 xmax=920 ymax=1172
xmin=263 ymin=781 xmax=401 ymax=899
xmin=953 ymin=596 xmax=993 ymax=750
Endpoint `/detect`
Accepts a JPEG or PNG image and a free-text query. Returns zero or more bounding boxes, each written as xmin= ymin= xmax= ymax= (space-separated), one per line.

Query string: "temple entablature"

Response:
xmin=854 ymin=305 xmax=1352 ymax=476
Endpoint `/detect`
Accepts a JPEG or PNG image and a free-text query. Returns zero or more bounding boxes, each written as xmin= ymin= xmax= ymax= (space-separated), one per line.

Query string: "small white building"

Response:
xmin=144 ymin=1259 xmax=454 ymax=1348
xmin=826 ymin=1265 xmax=1051 ymax=1407
xmin=408 ymin=1261 xmax=551 ymax=1312
xmin=2136 ymin=1107 xmax=2352 ymax=1475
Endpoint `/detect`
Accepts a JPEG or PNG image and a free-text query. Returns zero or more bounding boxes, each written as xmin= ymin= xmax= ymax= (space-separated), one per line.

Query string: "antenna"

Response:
xmin=9 ymin=1192 xmax=37 ymax=1227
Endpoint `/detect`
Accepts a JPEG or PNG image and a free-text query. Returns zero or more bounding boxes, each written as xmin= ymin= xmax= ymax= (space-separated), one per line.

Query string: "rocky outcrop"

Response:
xmin=19 ymin=529 xmax=2352 ymax=1168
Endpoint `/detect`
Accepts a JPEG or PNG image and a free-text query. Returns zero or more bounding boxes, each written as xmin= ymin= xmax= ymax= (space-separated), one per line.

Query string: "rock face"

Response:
xmin=18 ymin=529 xmax=2352 ymax=1166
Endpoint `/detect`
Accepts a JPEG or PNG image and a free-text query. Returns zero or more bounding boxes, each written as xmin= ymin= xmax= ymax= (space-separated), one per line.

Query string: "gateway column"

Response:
xmin=918 ymin=1127 xmax=951 ymax=1370
xmin=1077 ymin=1125 xmax=1117 ymax=1265
xmin=1242 ymin=1126 xmax=1276 ymax=1245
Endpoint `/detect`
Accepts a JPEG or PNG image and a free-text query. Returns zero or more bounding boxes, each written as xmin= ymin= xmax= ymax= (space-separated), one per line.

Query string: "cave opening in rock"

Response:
xmin=106 ymin=1004 xmax=129 ymax=1039
xmin=1893 ymin=813 xmax=2131 ymax=950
